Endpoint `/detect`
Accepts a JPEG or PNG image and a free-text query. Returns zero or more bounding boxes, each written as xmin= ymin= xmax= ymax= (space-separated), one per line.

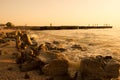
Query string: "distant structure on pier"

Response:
xmin=88 ymin=24 xmax=111 ymax=27
xmin=50 ymin=23 xmax=52 ymax=27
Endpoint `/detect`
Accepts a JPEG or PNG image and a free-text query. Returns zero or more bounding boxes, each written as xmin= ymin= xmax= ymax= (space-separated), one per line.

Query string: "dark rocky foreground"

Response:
xmin=0 ymin=30 xmax=119 ymax=80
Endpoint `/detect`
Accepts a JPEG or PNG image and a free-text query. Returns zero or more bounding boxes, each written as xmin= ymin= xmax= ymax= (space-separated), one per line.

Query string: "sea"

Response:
xmin=25 ymin=27 xmax=120 ymax=79
xmin=28 ymin=27 xmax=120 ymax=62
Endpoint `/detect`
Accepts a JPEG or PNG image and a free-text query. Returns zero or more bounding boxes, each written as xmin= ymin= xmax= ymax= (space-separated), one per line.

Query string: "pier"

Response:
xmin=29 ymin=26 xmax=112 ymax=30
xmin=10 ymin=26 xmax=113 ymax=30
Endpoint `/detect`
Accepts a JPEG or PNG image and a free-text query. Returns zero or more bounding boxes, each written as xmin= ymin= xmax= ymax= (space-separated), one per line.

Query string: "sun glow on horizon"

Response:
xmin=0 ymin=0 xmax=120 ymax=26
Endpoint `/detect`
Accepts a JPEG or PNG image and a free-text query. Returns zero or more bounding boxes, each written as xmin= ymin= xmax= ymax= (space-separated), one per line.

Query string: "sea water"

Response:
xmin=27 ymin=27 xmax=120 ymax=79
xmin=29 ymin=27 xmax=120 ymax=61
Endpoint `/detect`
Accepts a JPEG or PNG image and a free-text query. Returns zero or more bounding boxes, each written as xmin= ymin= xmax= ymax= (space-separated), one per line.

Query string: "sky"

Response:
xmin=0 ymin=0 xmax=120 ymax=26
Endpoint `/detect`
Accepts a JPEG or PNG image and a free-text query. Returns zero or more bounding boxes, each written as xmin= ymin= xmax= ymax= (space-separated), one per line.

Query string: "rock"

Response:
xmin=45 ymin=42 xmax=55 ymax=50
xmin=38 ymin=42 xmax=66 ymax=52
xmin=104 ymin=60 xmax=119 ymax=78
xmin=38 ymin=44 xmax=48 ymax=52
xmin=53 ymin=75 xmax=72 ymax=80
xmin=56 ymin=47 xmax=66 ymax=52
xmin=30 ymin=45 xmax=39 ymax=56
xmin=20 ymin=61 xmax=40 ymax=72
xmin=31 ymin=38 xmax=38 ymax=46
xmin=16 ymin=36 xmax=21 ymax=49
xmin=71 ymin=44 xmax=87 ymax=51
xmin=45 ymin=76 xmax=53 ymax=80
xmin=30 ymin=37 xmax=34 ymax=40
xmin=16 ymin=56 xmax=25 ymax=64
xmin=16 ymin=49 xmax=32 ymax=64
xmin=104 ymin=56 xmax=112 ymax=60
xmin=12 ymin=52 xmax=19 ymax=57
xmin=37 ymin=50 xmax=80 ymax=78
xmin=0 ymin=39 xmax=6 ymax=43
xmin=53 ymin=41 xmax=60 ymax=44
xmin=16 ymin=32 xmax=33 ymax=49
xmin=47 ymin=42 xmax=67 ymax=52
xmin=6 ymin=31 xmax=16 ymax=38
xmin=68 ymin=61 xmax=80 ymax=79
xmin=7 ymin=67 xmax=13 ymax=71
xmin=65 ymin=39 xmax=74 ymax=42
xmin=37 ymin=51 xmax=67 ymax=64
xmin=77 ymin=56 xmax=120 ymax=80
xmin=0 ymin=32 xmax=7 ymax=38
xmin=42 ymin=59 xmax=69 ymax=76
xmin=21 ymin=33 xmax=33 ymax=45
xmin=16 ymin=30 xmax=22 ymax=37
xmin=24 ymin=73 xmax=30 ymax=79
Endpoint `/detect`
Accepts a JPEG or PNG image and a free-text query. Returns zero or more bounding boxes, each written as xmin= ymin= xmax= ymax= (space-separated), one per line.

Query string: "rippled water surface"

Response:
xmin=29 ymin=27 xmax=120 ymax=61
xmin=27 ymin=27 xmax=120 ymax=79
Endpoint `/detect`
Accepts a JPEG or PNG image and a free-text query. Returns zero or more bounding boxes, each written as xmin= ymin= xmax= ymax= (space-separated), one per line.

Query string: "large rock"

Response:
xmin=68 ymin=61 xmax=80 ymax=79
xmin=39 ymin=51 xmax=80 ymax=78
xmin=20 ymin=33 xmax=33 ymax=46
xmin=20 ymin=61 xmax=40 ymax=72
xmin=45 ymin=42 xmax=66 ymax=52
xmin=37 ymin=51 xmax=67 ymax=64
xmin=77 ymin=56 xmax=120 ymax=80
xmin=71 ymin=44 xmax=87 ymax=51
xmin=42 ymin=59 xmax=69 ymax=76
xmin=16 ymin=36 xmax=21 ymax=49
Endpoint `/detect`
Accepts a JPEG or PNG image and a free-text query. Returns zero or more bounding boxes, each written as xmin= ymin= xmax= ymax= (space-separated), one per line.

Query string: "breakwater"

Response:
xmin=13 ymin=26 xmax=112 ymax=30
xmin=30 ymin=26 xmax=112 ymax=30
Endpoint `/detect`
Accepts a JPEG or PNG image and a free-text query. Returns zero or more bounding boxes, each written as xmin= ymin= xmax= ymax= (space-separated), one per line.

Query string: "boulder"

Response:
xmin=20 ymin=61 xmax=40 ymax=72
xmin=37 ymin=51 xmax=67 ymax=64
xmin=77 ymin=56 xmax=120 ymax=80
xmin=71 ymin=44 xmax=87 ymax=51
xmin=20 ymin=33 xmax=33 ymax=46
xmin=42 ymin=59 xmax=69 ymax=76
xmin=68 ymin=61 xmax=80 ymax=79
xmin=45 ymin=42 xmax=56 ymax=50
xmin=53 ymin=40 xmax=60 ymax=45
xmin=53 ymin=75 xmax=72 ymax=80
xmin=38 ymin=44 xmax=48 ymax=52
xmin=16 ymin=36 xmax=21 ymax=49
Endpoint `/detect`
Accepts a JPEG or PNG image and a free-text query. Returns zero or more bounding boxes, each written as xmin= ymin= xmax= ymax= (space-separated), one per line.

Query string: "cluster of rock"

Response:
xmin=13 ymin=30 xmax=120 ymax=80
xmin=0 ymin=31 xmax=18 ymax=56
xmin=0 ymin=31 xmax=16 ymax=44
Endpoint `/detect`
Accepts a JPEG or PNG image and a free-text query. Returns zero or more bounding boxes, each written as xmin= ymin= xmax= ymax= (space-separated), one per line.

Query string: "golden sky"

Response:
xmin=0 ymin=0 xmax=120 ymax=26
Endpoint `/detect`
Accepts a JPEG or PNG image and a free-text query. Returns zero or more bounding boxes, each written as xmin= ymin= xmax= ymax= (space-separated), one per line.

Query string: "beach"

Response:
xmin=0 ymin=29 xmax=48 ymax=80
xmin=0 ymin=28 xmax=120 ymax=80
